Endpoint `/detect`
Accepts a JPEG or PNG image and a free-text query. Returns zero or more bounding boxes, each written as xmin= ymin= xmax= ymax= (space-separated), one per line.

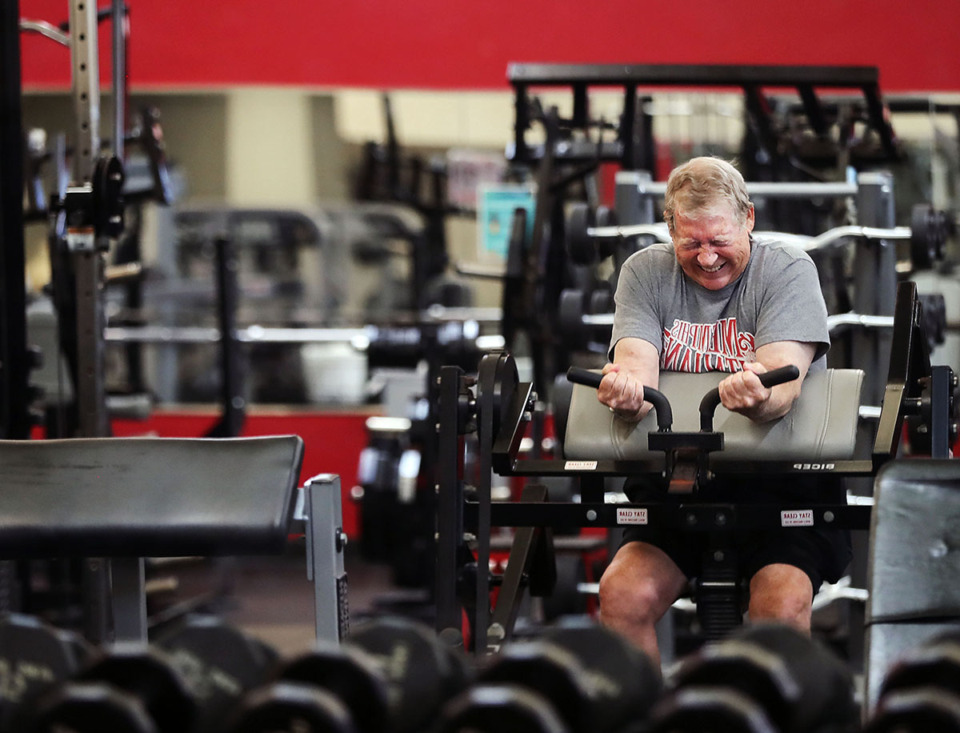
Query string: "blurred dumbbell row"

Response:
xmin=0 ymin=611 xmax=954 ymax=732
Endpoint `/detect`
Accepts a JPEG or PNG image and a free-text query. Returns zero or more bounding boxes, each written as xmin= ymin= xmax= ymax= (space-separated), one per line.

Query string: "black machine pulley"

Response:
xmin=476 ymin=352 xmax=521 ymax=446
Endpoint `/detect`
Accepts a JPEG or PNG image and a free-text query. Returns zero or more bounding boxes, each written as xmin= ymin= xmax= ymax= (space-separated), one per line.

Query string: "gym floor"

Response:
xmin=149 ymin=548 xmax=414 ymax=657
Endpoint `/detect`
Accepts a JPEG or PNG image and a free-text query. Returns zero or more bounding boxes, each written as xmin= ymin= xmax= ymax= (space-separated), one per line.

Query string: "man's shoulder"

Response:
xmin=752 ymin=237 xmax=817 ymax=267
xmin=622 ymin=242 xmax=676 ymax=269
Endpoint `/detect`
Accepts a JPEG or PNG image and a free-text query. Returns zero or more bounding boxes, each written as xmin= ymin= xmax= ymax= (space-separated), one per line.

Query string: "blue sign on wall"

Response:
xmin=477 ymin=184 xmax=536 ymax=259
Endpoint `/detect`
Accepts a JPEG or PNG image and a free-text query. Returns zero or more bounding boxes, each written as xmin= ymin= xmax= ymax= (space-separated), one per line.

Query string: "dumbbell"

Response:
xmin=154 ymin=614 xmax=280 ymax=733
xmin=435 ymin=620 xmax=661 ymax=733
xmin=558 ymin=287 xmax=614 ymax=352
xmin=918 ymin=292 xmax=947 ymax=349
xmin=911 ymin=203 xmax=956 ymax=270
xmin=229 ymin=615 xmax=472 ymax=733
xmin=21 ymin=642 xmax=198 ymax=733
xmin=646 ymin=623 xmax=858 ymax=733
xmin=0 ymin=613 xmax=94 ymax=732
xmin=20 ymin=616 xmax=279 ymax=733
xmin=566 ymin=202 xmax=619 ymax=265
xmin=863 ymin=631 xmax=960 ymax=732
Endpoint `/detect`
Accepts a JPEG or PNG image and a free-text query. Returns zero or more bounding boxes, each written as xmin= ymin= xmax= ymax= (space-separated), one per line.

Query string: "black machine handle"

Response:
xmin=698 ymin=364 xmax=800 ymax=431
xmin=566 ymin=366 xmax=673 ymax=431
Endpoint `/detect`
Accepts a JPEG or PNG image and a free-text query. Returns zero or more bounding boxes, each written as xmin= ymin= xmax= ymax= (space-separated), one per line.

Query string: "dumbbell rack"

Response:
xmin=436 ymin=281 xmax=953 ymax=655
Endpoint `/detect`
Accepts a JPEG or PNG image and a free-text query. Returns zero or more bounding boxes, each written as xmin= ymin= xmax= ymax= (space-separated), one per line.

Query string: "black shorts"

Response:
xmin=619 ymin=475 xmax=853 ymax=595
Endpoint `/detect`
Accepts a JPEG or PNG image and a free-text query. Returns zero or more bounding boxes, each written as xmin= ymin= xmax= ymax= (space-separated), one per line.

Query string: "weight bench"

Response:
xmin=0 ymin=436 xmax=347 ymax=644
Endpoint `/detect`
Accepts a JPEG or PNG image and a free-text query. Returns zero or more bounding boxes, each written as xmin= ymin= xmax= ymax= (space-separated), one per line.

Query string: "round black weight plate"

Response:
xmin=75 ymin=645 xmax=198 ymax=733
xmin=476 ymin=352 xmax=519 ymax=447
xmin=647 ymin=686 xmax=779 ymax=733
xmin=594 ymin=206 xmax=618 ymax=260
xmin=0 ymin=614 xmax=93 ymax=731
xmin=346 ymin=616 xmax=471 ymax=733
xmin=477 ymin=622 xmax=660 ymax=733
xmin=436 ymin=684 xmax=569 ymax=733
xmin=478 ymin=640 xmax=585 ymax=731
xmin=540 ymin=621 xmax=661 ymax=733
xmin=558 ymin=290 xmax=589 ymax=351
xmin=876 ymin=631 xmax=960 ymax=700
xmin=864 ymin=688 xmax=960 ymax=733
xmin=911 ymin=204 xmax=946 ymax=271
xmin=275 ymin=641 xmax=390 ymax=733
xmin=670 ymin=623 xmax=857 ymax=733
xmin=24 ymin=681 xmax=158 ymax=733
xmin=155 ymin=615 xmax=278 ymax=733
xmin=225 ymin=681 xmax=357 ymax=733
xmin=566 ymin=203 xmax=597 ymax=266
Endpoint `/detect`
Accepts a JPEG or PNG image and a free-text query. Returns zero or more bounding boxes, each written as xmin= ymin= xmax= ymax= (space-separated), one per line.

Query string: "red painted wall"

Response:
xmin=19 ymin=0 xmax=960 ymax=92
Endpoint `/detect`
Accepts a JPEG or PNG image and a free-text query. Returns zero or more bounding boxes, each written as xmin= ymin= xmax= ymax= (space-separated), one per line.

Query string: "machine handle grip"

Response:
xmin=566 ymin=366 xmax=604 ymax=389
xmin=698 ymin=364 xmax=800 ymax=431
xmin=566 ymin=367 xmax=673 ymax=431
xmin=758 ymin=364 xmax=801 ymax=388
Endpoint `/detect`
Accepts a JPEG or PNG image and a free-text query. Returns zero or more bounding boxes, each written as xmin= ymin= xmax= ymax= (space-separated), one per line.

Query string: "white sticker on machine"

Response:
xmin=617 ymin=507 xmax=648 ymax=525
xmin=564 ymin=460 xmax=598 ymax=471
xmin=781 ymin=509 xmax=814 ymax=527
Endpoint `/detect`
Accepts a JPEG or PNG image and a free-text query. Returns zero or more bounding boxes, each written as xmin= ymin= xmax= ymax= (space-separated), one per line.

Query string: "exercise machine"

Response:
xmin=435 ymin=280 xmax=953 ymax=658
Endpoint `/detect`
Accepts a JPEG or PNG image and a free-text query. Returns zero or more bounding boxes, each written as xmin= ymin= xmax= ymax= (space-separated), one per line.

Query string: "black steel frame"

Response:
xmin=508 ymin=63 xmax=898 ymax=170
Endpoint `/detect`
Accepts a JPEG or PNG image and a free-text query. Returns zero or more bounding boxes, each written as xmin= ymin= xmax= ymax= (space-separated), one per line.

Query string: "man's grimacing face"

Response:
xmin=671 ymin=201 xmax=755 ymax=291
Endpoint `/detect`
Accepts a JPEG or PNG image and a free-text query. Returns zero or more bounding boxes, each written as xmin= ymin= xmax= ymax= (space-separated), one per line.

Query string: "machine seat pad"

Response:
xmin=564 ymin=369 xmax=864 ymax=463
xmin=0 ymin=435 xmax=304 ymax=558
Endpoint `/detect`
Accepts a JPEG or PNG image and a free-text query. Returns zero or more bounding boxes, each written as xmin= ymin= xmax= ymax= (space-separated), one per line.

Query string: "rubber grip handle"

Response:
xmin=757 ymin=364 xmax=801 ymax=389
xmin=698 ymin=364 xmax=800 ymax=431
xmin=566 ymin=366 xmax=604 ymax=389
xmin=565 ymin=367 xmax=672 ymax=430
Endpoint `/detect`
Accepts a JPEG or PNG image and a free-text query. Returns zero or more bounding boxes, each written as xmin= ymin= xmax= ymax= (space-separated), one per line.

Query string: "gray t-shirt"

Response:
xmin=609 ymin=237 xmax=830 ymax=372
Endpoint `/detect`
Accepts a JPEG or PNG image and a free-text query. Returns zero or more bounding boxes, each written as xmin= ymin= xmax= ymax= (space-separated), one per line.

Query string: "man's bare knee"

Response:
xmin=748 ymin=564 xmax=813 ymax=629
xmin=599 ymin=543 xmax=686 ymax=625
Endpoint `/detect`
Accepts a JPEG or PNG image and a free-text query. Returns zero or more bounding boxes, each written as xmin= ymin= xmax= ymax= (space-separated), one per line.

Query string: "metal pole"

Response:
xmin=628 ymin=179 xmax=860 ymax=199
xmin=111 ymin=0 xmax=125 ymax=162
xmin=855 ymin=172 xmax=897 ymax=406
xmin=69 ymin=0 xmax=108 ymax=439
xmin=0 ymin=0 xmax=31 ymax=441
xmin=303 ymin=474 xmax=349 ymax=643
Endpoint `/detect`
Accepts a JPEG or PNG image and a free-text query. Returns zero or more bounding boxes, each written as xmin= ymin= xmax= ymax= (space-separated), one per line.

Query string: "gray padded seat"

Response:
xmin=564 ymin=369 xmax=864 ymax=464
xmin=0 ymin=435 xmax=303 ymax=557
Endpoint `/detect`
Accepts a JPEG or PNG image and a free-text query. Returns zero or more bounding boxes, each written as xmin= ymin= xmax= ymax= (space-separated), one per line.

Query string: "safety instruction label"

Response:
xmin=617 ymin=508 xmax=649 ymax=525
xmin=564 ymin=460 xmax=598 ymax=471
xmin=781 ymin=509 xmax=814 ymax=527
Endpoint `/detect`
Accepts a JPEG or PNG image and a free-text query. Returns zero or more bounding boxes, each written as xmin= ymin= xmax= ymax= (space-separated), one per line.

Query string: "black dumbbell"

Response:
xmin=22 ymin=643 xmax=198 ymax=733
xmin=566 ymin=202 xmax=618 ymax=265
xmin=864 ymin=631 xmax=960 ymax=732
xmin=232 ymin=615 xmax=472 ymax=733
xmin=911 ymin=203 xmax=955 ymax=270
xmin=436 ymin=620 xmax=661 ymax=733
xmin=226 ymin=681 xmax=358 ymax=733
xmin=0 ymin=613 xmax=94 ymax=732
xmin=558 ymin=288 xmax=614 ymax=352
xmin=646 ymin=623 xmax=858 ymax=733
xmin=154 ymin=614 xmax=280 ymax=733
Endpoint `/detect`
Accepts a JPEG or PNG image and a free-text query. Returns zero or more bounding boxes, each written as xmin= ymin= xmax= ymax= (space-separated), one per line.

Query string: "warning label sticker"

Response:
xmin=781 ymin=509 xmax=814 ymax=527
xmin=564 ymin=460 xmax=598 ymax=471
xmin=617 ymin=508 xmax=648 ymax=525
